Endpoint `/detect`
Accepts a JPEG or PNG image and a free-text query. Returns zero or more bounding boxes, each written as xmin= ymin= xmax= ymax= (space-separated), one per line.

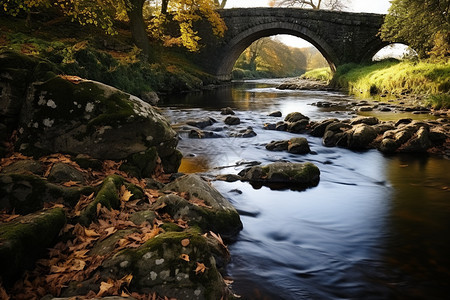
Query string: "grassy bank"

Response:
xmin=331 ymin=60 xmax=450 ymax=109
xmin=301 ymin=67 xmax=332 ymax=82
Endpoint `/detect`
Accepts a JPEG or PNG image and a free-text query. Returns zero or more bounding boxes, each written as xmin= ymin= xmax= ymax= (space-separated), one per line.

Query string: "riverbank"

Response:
xmin=299 ymin=60 xmax=450 ymax=110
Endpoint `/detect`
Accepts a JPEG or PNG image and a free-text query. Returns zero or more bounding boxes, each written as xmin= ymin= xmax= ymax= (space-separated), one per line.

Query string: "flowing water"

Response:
xmin=159 ymin=79 xmax=450 ymax=300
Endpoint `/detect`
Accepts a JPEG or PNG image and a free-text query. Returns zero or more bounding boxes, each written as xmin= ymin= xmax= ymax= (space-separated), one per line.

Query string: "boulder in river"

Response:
xmin=239 ymin=162 xmax=320 ymax=189
xmin=224 ymin=116 xmax=240 ymax=125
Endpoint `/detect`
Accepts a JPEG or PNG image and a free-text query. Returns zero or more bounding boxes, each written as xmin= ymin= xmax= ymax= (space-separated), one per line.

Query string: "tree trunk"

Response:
xmin=126 ymin=0 xmax=151 ymax=58
xmin=161 ymin=0 xmax=169 ymax=14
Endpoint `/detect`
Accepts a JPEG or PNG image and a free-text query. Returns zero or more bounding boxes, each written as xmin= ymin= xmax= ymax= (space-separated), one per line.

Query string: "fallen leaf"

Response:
xmin=69 ymin=259 xmax=86 ymax=271
xmin=84 ymin=228 xmax=100 ymax=237
xmin=120 ymin=185 xmax=133 ymax=202
xmin=97 ymin=280 xmax=114 ymax=297
xmin=121 ymin=274 xmax=133 ymax=286
xmin=62 ymin=180 xmax=80 ymax=187
xmin=180 ymin=254 xmax=190 ymax=262
xmin=104 ymin=227 xmax=117 ymax=237
xmin=3 ymin=214 xmax=20 ymax=222
xmin=181 ymin=238 xmax=190 ymax=247
xmin=60 ymin=75 xmax=83 ymax=84
xmin=195 ymin=262 xmax=207 ymax=274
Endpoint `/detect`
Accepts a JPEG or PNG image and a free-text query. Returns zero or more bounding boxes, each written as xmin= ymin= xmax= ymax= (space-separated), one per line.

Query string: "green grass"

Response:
xmin=331 ymin=59 xmax=450 ymax=108
xmin=301 ymin=67 xmax=332 ymax=82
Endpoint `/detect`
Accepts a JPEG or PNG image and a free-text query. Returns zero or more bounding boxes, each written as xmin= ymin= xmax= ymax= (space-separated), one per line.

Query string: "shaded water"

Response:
xmin=160 ymin=79 xmax=450 ymax=299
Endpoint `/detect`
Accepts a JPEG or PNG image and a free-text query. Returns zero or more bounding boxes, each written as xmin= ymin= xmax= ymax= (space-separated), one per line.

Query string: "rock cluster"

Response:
xmin=0 ymin=52 xmax=243 ymax=299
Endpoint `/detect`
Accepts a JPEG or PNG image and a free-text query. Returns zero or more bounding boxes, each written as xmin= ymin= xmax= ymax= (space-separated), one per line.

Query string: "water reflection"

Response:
xmin=159 ymin=80 xmax=450 ymax=299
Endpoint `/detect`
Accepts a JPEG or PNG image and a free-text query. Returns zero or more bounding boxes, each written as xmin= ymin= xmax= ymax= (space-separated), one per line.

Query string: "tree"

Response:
xmin=149 ymin=0 xmax=226 ymax=52
xmin=1 ymin=0 xmax=227 ymax=57
xmin=269 ymin=0 xmax=349 ymax=10
xmin=380 ymin=0 xmax=450 ymax=58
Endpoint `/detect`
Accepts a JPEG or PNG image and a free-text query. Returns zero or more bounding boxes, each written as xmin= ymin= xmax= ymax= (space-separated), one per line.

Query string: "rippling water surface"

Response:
xmin=160 ymin=79 xmax=450 ymax=299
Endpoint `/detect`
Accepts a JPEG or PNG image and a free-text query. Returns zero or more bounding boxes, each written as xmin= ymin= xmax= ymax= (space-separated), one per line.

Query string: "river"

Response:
xmin=159 ymin=79 xmax=450 ymax=300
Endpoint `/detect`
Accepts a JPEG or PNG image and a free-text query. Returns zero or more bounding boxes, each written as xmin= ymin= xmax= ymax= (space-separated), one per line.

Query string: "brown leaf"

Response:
xmin=97 ymin=280 xmax=114 ymax=297
xmin=3 ymin=214 xmax=20 ymax=222
xmin=84 ymin=228 xmax=100 ymax=237
xmin=195 ymin=262 xmax=207 ymax=274
xmin=181 ymin=238 xmax=190 ymax=247
xmin=69 ymin=259 xmax=86 ymax=271
xmin=62 ymin=180 xmax=80 ymax=187
xmin=180 ymin=254 xmax=190 ymax=262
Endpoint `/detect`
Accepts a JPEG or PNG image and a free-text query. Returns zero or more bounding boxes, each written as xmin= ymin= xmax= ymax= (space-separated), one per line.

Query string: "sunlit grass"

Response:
xmin=331 ymin=59 xmax=450 ymax=108
xmin=301 ymin=67 xmax=332 ymax=82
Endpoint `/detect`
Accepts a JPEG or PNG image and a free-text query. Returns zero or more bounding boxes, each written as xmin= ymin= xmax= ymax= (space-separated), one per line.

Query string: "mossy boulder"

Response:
xmin=0 ymin=160 xmax=44 ymax=175
xmin=77 ymin=175 xmax=123 ymax=226
xmin=161 ymin=175 xmax=242 ymax=239
xmin=239 ymin=162 xmax=320 ymax=189
xmin=0 ymin=173 xmax=94 ymax=214
xmin=0 ymin=208 xmax=66 ymax=285
xmin=16 ymin=75 xmax=179 ymax=166
xmin=99 ymin=230 xmax=235 ymax=299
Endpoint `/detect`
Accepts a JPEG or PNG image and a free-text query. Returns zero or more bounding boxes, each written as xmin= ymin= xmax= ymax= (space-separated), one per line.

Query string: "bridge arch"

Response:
xmin=215 ymin=22 xmax=338 ymax=79
xmin=194 ymin=8 xmax=386 ymax=81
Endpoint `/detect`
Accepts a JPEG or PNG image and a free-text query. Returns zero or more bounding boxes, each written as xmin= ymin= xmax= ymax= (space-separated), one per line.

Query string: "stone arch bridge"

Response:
xmin=192 ymin=8 xmax=388 ymax=80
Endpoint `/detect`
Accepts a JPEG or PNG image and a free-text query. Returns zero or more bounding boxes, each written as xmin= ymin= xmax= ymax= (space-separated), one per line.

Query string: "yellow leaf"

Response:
xmin=195 ymin=262 xmax=207 ymax=274
xmin=180 ymin=254 xmax=190 ymax=262
xmin=120 ymin=185 xmax=133 ymax=202
xmin=121 ymin=274 xmax=133 ymax=286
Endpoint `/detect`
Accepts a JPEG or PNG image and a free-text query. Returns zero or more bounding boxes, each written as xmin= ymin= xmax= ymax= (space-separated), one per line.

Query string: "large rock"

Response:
xmin=284 ymin=112 xmax=309 ymax=123
xmin=0 ymin=208 xmax=66 ymax=285
xmin=16 ymin=76 xmax=179 ymax=166
xmin=239 ymin=162 xmax=320 ymax=188
xmin=347 ymin=124 xmax=378 ymax=149
xmin=161 ymin=175 xmax=242 ymax=238
xmin=99 ymin=231 xmax=235 ymax=299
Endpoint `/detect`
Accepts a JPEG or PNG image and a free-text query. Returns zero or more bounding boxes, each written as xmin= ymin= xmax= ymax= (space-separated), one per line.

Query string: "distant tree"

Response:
xmin=380 ymin=0 xmax=450 ymax=58
xmin=234 ymin=37 xmax=308 ymax=77
xmin=269 ymin=0 xmax=349 ymax=10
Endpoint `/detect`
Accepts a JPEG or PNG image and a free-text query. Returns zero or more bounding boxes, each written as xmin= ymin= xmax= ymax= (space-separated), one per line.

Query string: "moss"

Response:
xmin=0 ymin=208 xmax=66 ymax=285
xmin=77 ymin=175 xmax=123 ymax=226
xmin=161 ymin=222 xmax=183 ymax=232
xmin=126 ymin=183 xmax=144 ymax=200
xmin=120 ymin=147 xmax=158 ymax=178
xmin=0 ymin=173 xmax=94 ymax=214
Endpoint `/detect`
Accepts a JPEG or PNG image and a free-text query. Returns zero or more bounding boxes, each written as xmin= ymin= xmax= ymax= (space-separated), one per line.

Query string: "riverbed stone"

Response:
xmin=287 ymin=137 xmax=310 ymax=154
xmin=224 ymin=116 xmax=240 ymax=125
xmin=161 ymin=174 xmax=242 ymax=238
xmin=284 ymin=112 xmax=309 ymax=123
xmin=229 ymin=127 xmax=257 ymax=138
xmin=309 ymin=119 xmax=338 ymax=137
xmin=239 ymin=162 xmax=320 ymax=187
xmin=399 ymin=126 xmax=432 ymax=152
xmin=221 ymin=107 xmax=235 ymax=115
xmin=0 ymin=208 xmax=66 ymax=285
xmin=347 ymin=124 xmax=378 ymax=149
xmin=287 ymin=119 xmax=309 ymax=133
xmin=186 ymin=117 xmax=217 ymax=129
xmin=350 ymin=116 xmax=379 ymax=126
xmin=266 ymin=140 xmax=289 ymax=151
xmin=268 ymin=111 xmax=282 ymax=117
